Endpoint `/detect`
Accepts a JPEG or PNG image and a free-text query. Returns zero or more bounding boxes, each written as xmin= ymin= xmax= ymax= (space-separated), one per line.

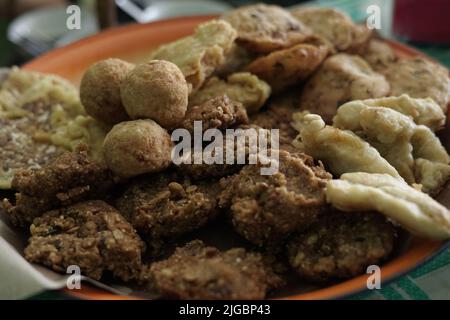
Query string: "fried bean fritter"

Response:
xmin=149 ymin=240 xmax=283 ymax=299
xmin=115 ymin=174 xmax=220 ymax=254
xmin=3 ymin=146 xmax=115 ymax=227
xmin=219 ymin=150 xmax=331 ymax=247
xmin=180 ymin=95 xmax=249 ymax=133
xmin=286 ymin=211 xmax=395 ymax=282
xmin=25 ymin=200 xmax=145 ymax=281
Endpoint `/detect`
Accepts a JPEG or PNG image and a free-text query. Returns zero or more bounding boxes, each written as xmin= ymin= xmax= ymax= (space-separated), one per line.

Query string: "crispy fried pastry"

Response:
xmin=333 ymin=95 xmax=445 ymax=132
xmin=291 ymin=7 xmax=369 ymax=52
xmin=149 ymin=240 xmax=282 ymax=299
xmin=150 ymin=20 xmax=236 ymax=92
xmin=246 ymin=38 xmax=330 ymax=93
xmin=222 ymin=4 xmax=310 ymax=53
xmin=292 ymin=112 xmax=401 ymax=178
xmin=219 ymin=150 xmax=331 ymax=247
xmin=180 ymin=95 xmax=248 ymax=133
xmin=383 ymin=57 xmax=450 ymax=112
xmin=326 ymin=172 xmax=450 ymax=240
xmin=287 ymin=211 xmax=395 ymax=281
xmin=188 ymin=72 xmax=271 ymax=114
xmin=3 ymin=146 xmax=115 ymax=227
xmin=299 ymin=54 xmax=390 ymax=123
xmin=25 ymin=200 xmax=144 ymax=281
xmin=215 ymin=44 xmax=256 ymax=77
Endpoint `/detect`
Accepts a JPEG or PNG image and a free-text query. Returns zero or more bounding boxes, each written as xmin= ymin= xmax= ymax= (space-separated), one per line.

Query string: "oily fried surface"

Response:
xmin=180 ymin=95 xmax=249 ymax=133
xmin=246 ymin=38 xmax=330 ymax=93
xmin=3 ymin=146 xmax=115 ymax=227
xmin=149 ymin=240 xmax=283 ymax=299
xmin=188 ymin=72 xmax=271 ymax=114
xmin=292 ymin=113 xmax=401 ymax=179
xmin=115 ymin=173 xmax=220 ymax=255
xmin=219 ymin=150 xmax=331 ymax=247
xmin=250 ymin=93 xmax=299 ymax=151
xmin=25 ymin=200 xmax=144 ymax=281
xmin=222 ymin=4 xmax=310 ymax=53
xmin=286 ymin=211 xmax=395 ymax=281
xmin=299 ymin=54 xmax=390 ymax=123
xmin=326 ymin=172 xmax=450 ymax=240
xmin=150 ymin=20 xmax=236 ymax=93
xmin=361 ymin=39 xmax=397 ymax=71
xmin=382 ymin=57 xmax=450 ymax=112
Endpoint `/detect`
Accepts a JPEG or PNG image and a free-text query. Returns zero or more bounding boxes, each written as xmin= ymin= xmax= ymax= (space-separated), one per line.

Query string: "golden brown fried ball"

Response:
xmin=102 ymin=119 xmax=173 ymax=178
xmin=80 ymin=58 xmax=134 ymax=124
xmin=121 ymin=60 xmax=189 ymax=129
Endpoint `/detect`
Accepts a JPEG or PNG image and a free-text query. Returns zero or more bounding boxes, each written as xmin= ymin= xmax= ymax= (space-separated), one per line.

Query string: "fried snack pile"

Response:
xmin=2 ymin=3 xmax=450 ymax=300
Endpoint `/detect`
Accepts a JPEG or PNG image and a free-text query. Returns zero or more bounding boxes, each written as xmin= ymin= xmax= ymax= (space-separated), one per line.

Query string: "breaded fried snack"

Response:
xmin=219 ymin=150 xmax=331 ymax=247
xmin=80 ymin=58 xmax=134 ymax=125
xmin=326 ymin=172 xmax=450 ymax=240
xmin=189 ymin=72 xmax=271 ymax=114
xmin=299 ymin=54 xmax=390 ymax=123
xmin=3 ymin=146 xmax=115 ymax=227
xmin=287 ymin=211 xmax=395 ymax=281
xmin=102 ymin=119 xmax=173 ymax=178
xmin=291 ymin=7 xmax=371 ymax=53
xmin=25 ymin=200 xmax=145 ymax=281
xmin=222 ymin=4 xmax=310 ymax=53
xmin=121 ymin=60 xmax=188 ymax=129
xmin=149 ymin=240 xmax=282 ymax=299
xmin=150 ymin=20 xmax=236 ymax=92
xmin=292 ymin=112 xmax=402 ymax=179
xmin=246 ymin=38 xmax=330 ymax=93
xmin=215 ymin=44 xmax=255 ymax=77
xmin=383 ymin=57 xmax=450 ymax=112
xmin=116 ymin=174 xmax=219 ymax=255
xmin=181 ymin=95 xmax=248 ymax=133
xmin=361 ymin=39 xmax=397 ymax=71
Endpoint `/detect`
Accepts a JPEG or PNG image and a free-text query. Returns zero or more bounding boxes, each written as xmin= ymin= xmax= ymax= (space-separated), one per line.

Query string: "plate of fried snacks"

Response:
xmin=1 ymin=4 xmax=449 ymax=300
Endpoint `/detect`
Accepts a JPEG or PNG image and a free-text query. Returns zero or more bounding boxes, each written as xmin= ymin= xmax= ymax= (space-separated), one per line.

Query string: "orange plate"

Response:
xmin=23 ymin=15 xmax=449 ymax=300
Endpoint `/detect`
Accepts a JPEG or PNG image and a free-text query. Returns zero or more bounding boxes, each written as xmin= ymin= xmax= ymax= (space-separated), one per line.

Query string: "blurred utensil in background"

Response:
xmin=115 ymin=0 xmax=231 ymax=23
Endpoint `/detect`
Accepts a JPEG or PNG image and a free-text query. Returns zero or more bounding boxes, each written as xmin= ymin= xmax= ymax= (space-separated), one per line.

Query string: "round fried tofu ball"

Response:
xmin=102 ymin=119 xmax=173 ymax=178
xmin=121 ymin=60 xmax=189 ymax=129
xmin=80 ymin=58 xmax=134 ymax=124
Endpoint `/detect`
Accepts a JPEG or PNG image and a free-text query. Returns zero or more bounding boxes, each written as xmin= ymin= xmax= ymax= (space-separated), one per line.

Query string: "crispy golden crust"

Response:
xmin=102 ymin=119 xmax=173 ymax=178
xmin=287 ymin=211 xmax=395 ymax=281
xmin=80 ymin=58 xmax=134 ymax=125
xmin=149 ymin=240 xmax=283 ymax=299
xmin=150 ymin=20 xmax=236 ymax=93
xmin=25 ymin=200 xmax=145 ymax=281
xmin=222 ymin=4 xmax=310 ymax=53
xmin=189 ymin=72 xmax=271 ymax=114
xmin=121 ymin=60 xmax=188 ymax=129
xmin=219 ymin=150 xmax=331 ymax=247
xmin=115 ymin=174 xmax=220 ymax=255
xmin=382 ymin=57 xmax=450 ymax=112
xmin=246 ymin=38 xmax=330 ymax=93
xmin=180 ymin=95 xmax=249 ymax=133
xmin=2 ymin=146 xmax=115 ymax=227
xmin=299 ymin=54 xmax=390 ymax=123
